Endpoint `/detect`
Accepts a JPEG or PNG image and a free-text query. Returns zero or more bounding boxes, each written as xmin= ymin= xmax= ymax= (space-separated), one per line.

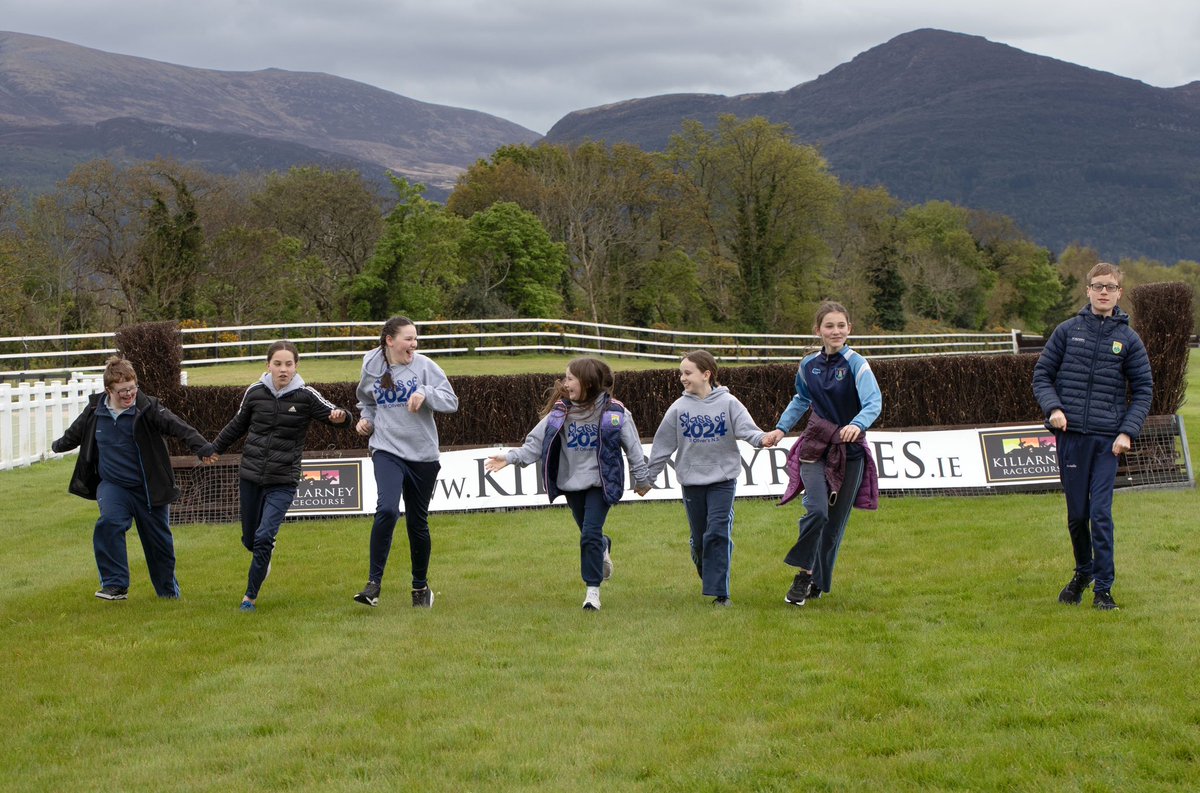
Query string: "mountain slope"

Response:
xmin=546 ymin=29 xmax=1200 ymax=262
xmin=0 ymin=30 xmax=541 ymax=193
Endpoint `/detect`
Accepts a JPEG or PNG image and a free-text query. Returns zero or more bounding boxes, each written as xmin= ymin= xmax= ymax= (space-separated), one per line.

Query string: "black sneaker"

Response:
xmin=806 ymin=581 xmax=823 ymax=600
xmin=353 ymin=580 xmax=381 ymax=607
xmin=412 ymin=586 xmax=434 ymax=608
xmin=95 ymin=585 xmax=128 ymax=601
xmin=785 ymin=571 xmax=812 ymax=606
xmin=1057 ymin=572 xmax=1093 ymax=605
xmin=712 ymin=596 xmax=732 ymax=607
xmin=1093 ymin=590 xmax=1119 ymax=611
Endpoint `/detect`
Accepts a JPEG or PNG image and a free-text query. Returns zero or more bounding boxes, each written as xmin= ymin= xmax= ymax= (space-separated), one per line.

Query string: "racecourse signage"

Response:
xmin=292 ymin=423 xmax=1065 ymax=516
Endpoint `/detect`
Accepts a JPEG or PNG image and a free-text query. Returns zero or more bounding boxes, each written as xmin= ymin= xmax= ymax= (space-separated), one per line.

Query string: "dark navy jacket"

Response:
xmin=1032 ymin=305 xmax=1153 ymax=438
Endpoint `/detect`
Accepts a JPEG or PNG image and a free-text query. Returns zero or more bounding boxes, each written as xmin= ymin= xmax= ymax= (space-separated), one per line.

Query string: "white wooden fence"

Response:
xmin=1 ymin=374 xmax=102 ymax=471
xmin=0 ymin=320 xmax=1021 ymax=471
xmin=1 ymin=319 xmax=1021 ymax=379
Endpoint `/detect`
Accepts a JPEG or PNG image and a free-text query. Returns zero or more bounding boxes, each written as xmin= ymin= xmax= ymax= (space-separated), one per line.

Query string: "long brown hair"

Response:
xmin=539 ymin=357 xmax=615 ymax=417
xmin=377 ymin=316 xmax=414 ymax=390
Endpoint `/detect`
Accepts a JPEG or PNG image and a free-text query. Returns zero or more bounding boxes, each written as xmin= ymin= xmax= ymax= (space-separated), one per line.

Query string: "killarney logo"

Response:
xmin=978 ymin=428 xmax=1059 ymax=484
xmin=291 ymin=460 xmax=363 ymax=513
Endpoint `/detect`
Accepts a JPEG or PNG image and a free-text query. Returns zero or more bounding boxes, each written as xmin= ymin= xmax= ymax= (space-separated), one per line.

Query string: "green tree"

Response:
xmin=252 ymin=166 xmax=384 ymax=319
xmin=457 ymin=201 xmax=567 ymax=317
xmin=667 ymin=115 xmax=840 ymax=332
xmin=899 ymin=201 xmax=995 ymax=328
xmin=349 ymin=176 xmax=464 ymax=321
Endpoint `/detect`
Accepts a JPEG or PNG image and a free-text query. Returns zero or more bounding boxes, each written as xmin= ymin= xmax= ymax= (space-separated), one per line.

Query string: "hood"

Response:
xmin=261 ymin=371 xmax=305 ymax=398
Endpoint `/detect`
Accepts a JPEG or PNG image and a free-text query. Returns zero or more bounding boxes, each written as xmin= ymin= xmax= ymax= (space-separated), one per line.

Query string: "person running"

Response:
xmin=353 ymin=317 xmax=459 ymax=609
xmin=206 ymin=341 xmax=351 ymax=612
xmin=1032 ymin=262 xmax=1153 ymax=611
xmin=644 ymin=350 xmax=773 ymax=606
xmin=52 ymin=356 xmax=211 ymax=601
xmin=762 ymin=301 xmax=882 ymax=606
xmin=485 ymin=357 xmax=651 ymax=611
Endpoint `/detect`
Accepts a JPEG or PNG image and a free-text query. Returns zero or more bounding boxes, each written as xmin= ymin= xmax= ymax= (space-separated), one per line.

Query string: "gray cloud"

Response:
xmin=2 ymin=0 xmax=1198 ymax=133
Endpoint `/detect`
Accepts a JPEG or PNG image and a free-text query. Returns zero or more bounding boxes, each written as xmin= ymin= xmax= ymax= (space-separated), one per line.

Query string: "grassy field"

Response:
xmin=183 ymin=353 xmax=672 ymax=386
xmin=3 ymin=354 xmax=1196 ymax=791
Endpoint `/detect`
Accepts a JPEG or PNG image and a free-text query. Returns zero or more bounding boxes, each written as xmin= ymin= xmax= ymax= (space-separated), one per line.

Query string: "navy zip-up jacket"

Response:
xmin=1032 ymin=305 xmax=1153 ymax=438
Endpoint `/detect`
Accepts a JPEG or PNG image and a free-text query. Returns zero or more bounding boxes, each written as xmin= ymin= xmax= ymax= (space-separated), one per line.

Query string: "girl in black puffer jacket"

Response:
xmin=207 ymin=341 xmax=352 ymax=611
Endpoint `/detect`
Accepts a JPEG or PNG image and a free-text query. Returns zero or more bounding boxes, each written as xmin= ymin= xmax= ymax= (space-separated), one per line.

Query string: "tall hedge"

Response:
xmin=114 ymin=321 xmax=184 ymax=405
xmin=1128 ymin=281 xmax=1193 ymax=416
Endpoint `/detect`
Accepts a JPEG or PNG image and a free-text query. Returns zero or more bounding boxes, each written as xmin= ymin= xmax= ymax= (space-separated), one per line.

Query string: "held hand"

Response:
xmin=1112 ymin=433 xmax=1132 ymax=456
xmin=634 ymin=484 xmax=651 ymax=497
xmin=1048 ymin=409 xmax=1067 ymax=431
xmin=839 ymin=424 xmax=861 ymax=443
xmin=484 ymin=455 xmax=509 ymax=473
xmin=202 ymin=454 xmax=219 ymax=465
xmin=407 ymin=390 xmax=426 ymax=413
xmin=762 ymin=429 xmax=785 ymax=447
xmin=356 ymin=418 xmax=374 ymax=436
xmin=330 ymin=409 xmax=347 ymax=424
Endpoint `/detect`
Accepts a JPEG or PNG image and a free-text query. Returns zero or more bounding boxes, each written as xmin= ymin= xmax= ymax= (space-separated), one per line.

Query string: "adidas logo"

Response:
xmin=288 ymin=406 xmax=297 ymax=412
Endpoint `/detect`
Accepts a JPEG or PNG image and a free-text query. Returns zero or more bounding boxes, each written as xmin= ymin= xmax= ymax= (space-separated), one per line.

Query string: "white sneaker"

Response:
xmin=602 ymin=547 xmax=613 ymax=581
xmin=582 ymin=585 xmax=601 ymax=611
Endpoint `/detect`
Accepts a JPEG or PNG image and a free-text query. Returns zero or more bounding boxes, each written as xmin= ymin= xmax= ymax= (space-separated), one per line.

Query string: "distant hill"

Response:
xmin=545 ymin=29 xmax=1200 ymax=263
xmin=0 ymin=31 xmax=541 ymax=197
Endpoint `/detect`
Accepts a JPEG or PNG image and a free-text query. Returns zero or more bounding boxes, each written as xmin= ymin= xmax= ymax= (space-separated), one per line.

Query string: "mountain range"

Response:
xmin=545 ymin=29 xmax=1200 ymax=263
xmin=0 ymin=30 xmax=540 ymax=197
xmin=1 ymin=28 xmax=1197 ymax=262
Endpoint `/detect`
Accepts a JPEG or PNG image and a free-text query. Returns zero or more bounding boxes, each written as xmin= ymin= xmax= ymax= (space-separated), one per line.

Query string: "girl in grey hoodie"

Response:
xmin=352 ymin=317 xmax=459 ymax=609
xmin=486 ymin=357 xmax=651 ymax=611
xmin=645 ymin=350 xmax=772 ymax=606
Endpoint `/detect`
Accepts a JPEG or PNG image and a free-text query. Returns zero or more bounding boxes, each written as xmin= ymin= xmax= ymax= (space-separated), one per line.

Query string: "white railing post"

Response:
xmin=0 ymin=384 xmax=12 ymax=469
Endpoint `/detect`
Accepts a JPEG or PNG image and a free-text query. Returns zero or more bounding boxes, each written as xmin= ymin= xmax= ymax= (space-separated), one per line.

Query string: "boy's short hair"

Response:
xmin=1087 ymin=262 xmax=1123 ymax=284
xmin=102 ymin=356 xmax=138 ymax=391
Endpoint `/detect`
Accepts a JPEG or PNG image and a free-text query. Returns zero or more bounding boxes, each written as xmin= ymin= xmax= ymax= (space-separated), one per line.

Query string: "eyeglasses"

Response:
xmin=113 ymin=386 xmax=138 ymax=397
xmin=1087 ymin=283 xmax=1122 ymax=293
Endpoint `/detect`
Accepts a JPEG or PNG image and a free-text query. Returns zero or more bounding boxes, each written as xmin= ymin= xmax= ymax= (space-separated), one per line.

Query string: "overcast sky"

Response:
xmin=3 ymin=0 xmax=1198 ymax=133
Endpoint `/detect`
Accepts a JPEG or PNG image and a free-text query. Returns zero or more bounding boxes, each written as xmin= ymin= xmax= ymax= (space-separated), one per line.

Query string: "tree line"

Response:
xmin=2 ymin=115 xmax=1197 ymax=339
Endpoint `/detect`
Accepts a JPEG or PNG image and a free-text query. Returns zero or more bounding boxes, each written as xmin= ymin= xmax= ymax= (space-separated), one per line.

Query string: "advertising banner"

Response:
xmin=289 ymin=423 xmax=1064 ymax=516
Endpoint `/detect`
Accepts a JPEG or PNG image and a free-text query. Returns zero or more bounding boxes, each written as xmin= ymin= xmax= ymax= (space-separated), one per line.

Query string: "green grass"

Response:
xmin=3 ymin=352 xmax=1197 ymax=791
xmin=184 ymin=353 xmax=672 ymax=386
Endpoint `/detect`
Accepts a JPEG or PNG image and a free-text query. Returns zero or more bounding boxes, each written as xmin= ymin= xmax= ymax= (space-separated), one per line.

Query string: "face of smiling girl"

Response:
xmin=817 ymin=312 xmax=851 ymax=354
xmin=679 ymin=358 xmax=712 ymax=396
xmin=563 ymin=368 xmax=582 ymax=401
xmin=385 ymin=325 xmax=418 ymax=366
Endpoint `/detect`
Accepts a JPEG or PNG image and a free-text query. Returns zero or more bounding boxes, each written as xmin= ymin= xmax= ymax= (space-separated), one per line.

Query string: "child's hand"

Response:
xmin=356 ymin=418 xmax=373 ymax=436
xmin=635 ymin=484 xmax=651 ymax=497
xmin=484 ymin=455 xmax=509 ymax=473
xmin=838 ymin=424 xmax=861 ymax=443
xmin=407 ymin=390 xmax=426 ymax=413
xmin=762 ymin=429 xmax=785 ymax=447
xmin=330 ymin=409 xmax=347 ymax=424
xmin=1112 ymin=433 xmax=1132 ymax=456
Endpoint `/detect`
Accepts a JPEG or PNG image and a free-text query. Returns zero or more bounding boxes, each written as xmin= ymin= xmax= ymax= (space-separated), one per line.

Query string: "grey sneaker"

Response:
xmin=785 ymin=571 xmax=812 ymax=606
xmin=95 ymin=585 xmax=128 ymax=601
xmin=602 ymin=547 xmax=614 ymax=581
xmin=353 ymin=580 xmax=381 ymax=607
xmin=412 ymin=586 xmax=434 ymax=608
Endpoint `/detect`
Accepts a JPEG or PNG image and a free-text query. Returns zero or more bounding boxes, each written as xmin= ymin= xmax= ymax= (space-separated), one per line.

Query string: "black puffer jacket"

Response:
xmin=1032 ymin=305 xmax=1154 ymax=437
xmin=213 ymin=375 xmax=351 ymax=486
xmin=52 ymin=391 xmax=209 ymax=505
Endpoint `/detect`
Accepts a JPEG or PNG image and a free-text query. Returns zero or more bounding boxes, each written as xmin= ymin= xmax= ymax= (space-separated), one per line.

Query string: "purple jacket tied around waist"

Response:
xmin=778 ymin=413 xmax=879 ymax=510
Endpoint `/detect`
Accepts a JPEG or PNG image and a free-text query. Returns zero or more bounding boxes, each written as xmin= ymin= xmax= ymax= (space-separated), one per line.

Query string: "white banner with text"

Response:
xmin=288 ymin=423 xmax=1061 ymax=516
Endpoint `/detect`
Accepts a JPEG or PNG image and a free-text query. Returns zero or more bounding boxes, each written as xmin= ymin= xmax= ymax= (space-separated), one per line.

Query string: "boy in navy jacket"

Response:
xmin=1032 ymin=263 xmax=1153 ymax=611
